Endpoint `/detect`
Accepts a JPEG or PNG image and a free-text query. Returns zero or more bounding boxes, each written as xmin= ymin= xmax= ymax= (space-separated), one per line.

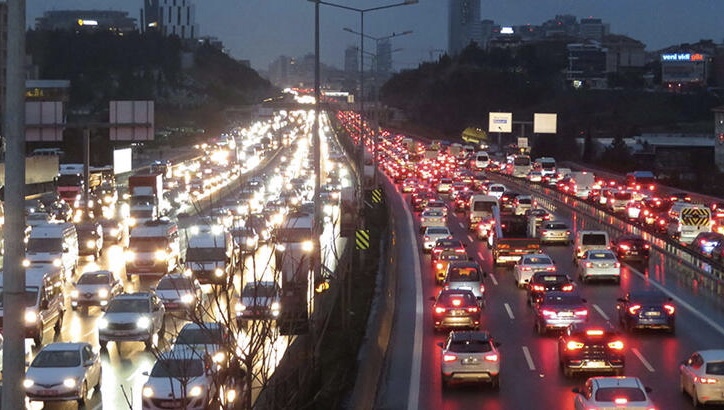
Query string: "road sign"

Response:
xmin=488 ymin=112 xmax=512 ymax=133
xmin=518 ymin=137 xmax=528 ymax=148
xmin=355 ymin=229 xmax=370 ymax=250
xmin=681 ymin=207 xmax=710 ymax=226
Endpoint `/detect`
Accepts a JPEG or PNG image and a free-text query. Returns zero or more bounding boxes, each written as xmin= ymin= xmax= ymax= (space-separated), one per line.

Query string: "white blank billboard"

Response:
xmin=25 ymin=101 xmax=64 ymax=142
xmin=109 ymin=100 xmax=155 ymax=141
xmin=534 ymin=113 xmax=557 ymax=134
xmin=113 ymin=148 xmax=133 ymax=174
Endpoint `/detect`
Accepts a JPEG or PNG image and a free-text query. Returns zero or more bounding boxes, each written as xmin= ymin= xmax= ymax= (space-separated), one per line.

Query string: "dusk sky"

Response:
xmin=29 ymin=1 xmax=724 ymax=72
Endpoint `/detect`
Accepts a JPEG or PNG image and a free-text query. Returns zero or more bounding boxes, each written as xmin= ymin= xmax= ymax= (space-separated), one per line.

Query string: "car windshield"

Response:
xmin=582 ymin=234 xmax=607 ymax=245
xmin=594 ymin=387 xmax=646 ymax=402
xmin=448 ymin=339 xmax=492 ymax=353
xmin=706 ymin=361 xmax=724 ymax=375
xmin=0 ymin=287 xmax=39 ymax=308
xmin=447 ymin=267 xmax=481 ymax=281
xmin=128 ymin=237 xmax=169 ymax=251
xmin=106 ymin=298 xmax=149 ymax=313
xmin=176 ymin=328 xmax=224 ymax=345
xmin=150 ymin=358 xmax=204 ymax=378
xmin=26 ymin=237 xmax=63 ymax=252
xmin=157 ymin=277 xmax=194 ymax=291
xmin=242 ymin=284 xmax=278 ymax=298
xmin=32 ymin=349 xmax=80 ymax=368
xmin=77 ymin=273 xmax=111 ymax=285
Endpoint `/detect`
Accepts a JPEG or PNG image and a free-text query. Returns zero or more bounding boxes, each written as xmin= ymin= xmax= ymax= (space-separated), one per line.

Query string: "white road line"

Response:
xmin=489 ymin=273 xmax=498 ymax=286
xmin=592 ymin=303 xmax=609 ymax=321
xmin=629 ymin=267 xmax=724 ymax=337
xmin=467 ymin=235 xmax=474 ymax=242
xmin=522 ymin=346 xmax=536 ymax=370
xmin=631 ymin=348 xmax=655 ymax=372
xmin=504 ymin=303 xmax=515 ymax=319
xmin=477 ymin=251 xmax=484 ymax=260
xmin=458 ymin=222 xmax=465 ymax=229
xmin=407 ymin=198 xmax=424 ymax=410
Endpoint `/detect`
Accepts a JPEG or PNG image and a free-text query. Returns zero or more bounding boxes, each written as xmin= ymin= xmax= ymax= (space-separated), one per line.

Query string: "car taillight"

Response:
xmin=644 ymin=243 xmax=650 ymax=249
xmin=538 ymin=229 xmax=547 ymax=235
xmin=443 ymin=353 xmax=458 ymax=362
xmin=561 ymin=284 xmax=574 ymax=291
xmin=694 ymin=376 xmax=718 ymax=384
xmin=484 ymin=353 xmax=499 ymax=362
xmin=452 ymin=299 xmax=462 ymax=306
xmin=585 ymin=262 xmax=593 ymax=268
xmin=467 ymin=306 xmax=479 ymax=313
xmin=586 ymin=329 xmax=604 ymax=336
xmin=436 ymin=263 xmax=443 ymax=269
xmin=424 ymin=236 xmax=430 ymax=241
xmin=541 ymin=309 xmax=556 ymax=317
xmin=434 ymin=306 xmax=446 ymax=314
xmin=619 ymin=244 xmax=630 ymax=251
xmin=614 ymin=398 xmax=628 ymax=405
xmin=546 ymin=266 xmax=556 ymax=271
xmin=664 ymin=304 xmax=675 ymax=314
xmin=613 ymin=262 xmax=621 ymax=268
xmin=479 ymin=284 xmax=485 ymax=294
xmin=574 ymin=309 xmax=588 ymax=316
xmin=532 ymin=284 xmax=545 ymax=292
xmin=566 ymin=341 xmax=584 ymax=350
xmin=608 ymin=340 xmax=625 ymax=350
xmin=628 ymin=304 xmax=642 ymax=315
xmin=522 ymin=266 xmax=532 ymax=272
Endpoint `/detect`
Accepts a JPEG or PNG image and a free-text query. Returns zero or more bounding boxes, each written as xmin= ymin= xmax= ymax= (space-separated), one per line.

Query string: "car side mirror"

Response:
xmin=571 ymin=387 xmax=581 ymax=394
xmin=436 ymin=342 xmax=444 ymax=348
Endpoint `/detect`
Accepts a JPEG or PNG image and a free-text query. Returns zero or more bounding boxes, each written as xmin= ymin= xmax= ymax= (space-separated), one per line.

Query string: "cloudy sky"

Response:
xmin=28 ymin=1 xmax=724 ymax=71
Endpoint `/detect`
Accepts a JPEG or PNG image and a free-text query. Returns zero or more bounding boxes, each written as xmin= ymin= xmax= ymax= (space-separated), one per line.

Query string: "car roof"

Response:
xmin=592 ymin=376 xmax=644 ymax=389
xmin=40 ymin=342 xmax=88 ymax=351
xmin=449 ymin=330 xmax=491 ymax=343
xmin=696 ymin=349 xmax=724 ymax=362
xmin=627 ymin=289 xmax=669 ymax=301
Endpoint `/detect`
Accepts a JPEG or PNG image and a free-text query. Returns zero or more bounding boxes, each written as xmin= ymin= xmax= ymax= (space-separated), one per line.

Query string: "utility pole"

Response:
xmin=2 ymin=1 xmax=27 ymax=409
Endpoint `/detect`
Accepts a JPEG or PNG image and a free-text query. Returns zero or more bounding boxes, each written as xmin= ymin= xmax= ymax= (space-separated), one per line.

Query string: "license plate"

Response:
xmin=646 ymin=311 xmax=661 ymax=317
xmin=462 ymin=358 xmax=479 ymax=365
xmin=558 ymin=312 xmax=573 ymax=317
xmin=39 ymin=389 xmax=58 ymax=396
xmin=587 ymin=361 xmax=606 ymax=368
xmin=160 ymin=401 xmax=182 ymax=408
xmin=166 ymin=303 xmax=179 ymax=309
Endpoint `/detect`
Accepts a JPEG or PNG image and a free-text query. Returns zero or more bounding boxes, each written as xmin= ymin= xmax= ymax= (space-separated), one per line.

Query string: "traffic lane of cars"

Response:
xmin=414 ymin=201 xmax=720 ymax=409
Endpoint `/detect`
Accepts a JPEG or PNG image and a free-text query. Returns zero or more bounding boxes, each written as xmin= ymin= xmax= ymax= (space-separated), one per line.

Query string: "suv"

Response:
xmin=98 ymin=292 xmax=166 ymax=350
xmin=442 ymin=260 xmax=486 ymax=305
xmin=438 ymin=330 xmax=501 ymax=390
xmin=558 ymin=321 xmax=625 ymax=378
xmin=574 ymin=230 xmax=610 ymax=260
xmin=171 ymin=322 xmax=232 ymax=369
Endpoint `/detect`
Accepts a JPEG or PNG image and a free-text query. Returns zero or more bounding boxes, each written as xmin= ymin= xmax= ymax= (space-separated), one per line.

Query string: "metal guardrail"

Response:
xmin=492 ymin=172 xmax=724 ymax=297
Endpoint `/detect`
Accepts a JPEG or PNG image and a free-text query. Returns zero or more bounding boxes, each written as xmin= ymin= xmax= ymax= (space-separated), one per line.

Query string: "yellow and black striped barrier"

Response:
xmin=356 ymin=229 xmax=370 ymax=250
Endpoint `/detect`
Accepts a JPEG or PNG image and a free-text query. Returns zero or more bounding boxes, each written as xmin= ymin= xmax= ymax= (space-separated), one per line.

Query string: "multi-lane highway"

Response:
xmin=377 ymin=168 xmax=724 ymax=409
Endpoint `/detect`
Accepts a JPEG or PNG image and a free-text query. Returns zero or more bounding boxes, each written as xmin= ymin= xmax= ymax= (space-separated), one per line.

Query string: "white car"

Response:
xmin=487 ymin=184 xmax=506 ymax=200
xmin=235 ymin=281 xmax=282 ymax=325
xmin=680 ymin=349 xmax=724 ymax=407
xmin=513 ymin=195 xmax=534 ymax=216
xmin=98 ymin=292 xmax=166 ymax=350
xmin=171 ymin=322 xmax=232 ymax=368
xmin=151 ymin=272 xmax=203 ymax=315
xmin=527 ymin=170 xmax=543 ymax=183
xmin=422 ymin=226 xmax=453 ymax=252
xmin=577 ymin=249 xmax=621 ymax=284
xmin=419 ymin=209 xmax=447 ymax=233
xmin=438 ymin=330 xmax=500 ymax=390
xmin=425 ymin=200 xmax=448 ymax=216
xmin=70 ymin=270 xmax=124 ymax=310
xmin=24 ymin=342 xmax=102 ymax=407
xmin=572 ymin=376 xmax=655 ymax=410
xmin=513 ymin=253 xmax=556 ymax=288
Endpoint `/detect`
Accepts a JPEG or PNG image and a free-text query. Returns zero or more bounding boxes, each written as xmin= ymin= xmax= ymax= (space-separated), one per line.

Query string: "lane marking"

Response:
xmin=504 ymin=303 xmax=515 ymax=319
xmin=592 ymin=303 xmax=609 ymax=321
xmin=632 ymin=347 xmax=655 ymax=372
xmin=477 ymin=251 xmax=484 ymax=260
xmin=407 ymin=195 xmax=423 ymax=410
xmin=522 ymin=346 xmax=536 ymax=370
xmin=489 ymin=273 xmax=498 ymax=286
xmin=629 ymin=267 xmax=724 ymax=337
xmin=458 ymin=222 xmax=465 ymax=229
xmin=467 ymin=235 xmax=474 ymax=242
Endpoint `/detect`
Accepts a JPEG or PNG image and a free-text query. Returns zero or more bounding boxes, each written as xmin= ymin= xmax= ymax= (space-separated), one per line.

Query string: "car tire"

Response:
xmin=54 ymin=310 xmax=64 ymax=333
xmin=99 ymin=340 xmax=108 ymax=350
xmin=33 ymin=324 xmax=43 ymax=346
xmin=692 ymin=387 xmax=701 ymax=407
xmin=77 ymin=380 xmax=88 ymax=407
xmin=490 ymin=375 xmax=500 ymax=391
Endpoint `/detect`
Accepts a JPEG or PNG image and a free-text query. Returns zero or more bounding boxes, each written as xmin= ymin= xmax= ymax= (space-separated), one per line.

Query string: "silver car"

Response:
xmin=577 ymin=249 xmax=621 ymax=284
xmin=419 ymin=209 xmax=446 ymax=233
xmin=537 ymin=220 xmax=571 ymax=245
xmin=70 ymin=270 xmax=124 ymax=311
xmin=422 ymin=226 xmax=453 ymax=252
xmin=443 ymin=260 xmax=486 ymax=304
xmin=438 ymin=330 xmax=501 ymax=390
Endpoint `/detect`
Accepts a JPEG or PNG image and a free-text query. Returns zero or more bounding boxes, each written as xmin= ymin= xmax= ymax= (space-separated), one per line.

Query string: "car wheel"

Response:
xmin=490 ymin=375 xmax=500 ymax=391
xmin=692 ymin=387 xmax=701 ymax=407
xmin=33 ymin=324 xmax=43 ymax=346
xmin=77 ymin=380 xmax=88 ymax=407
xmin=54 ymin=310 xmax=64 ymax=333
xmin=99 ymin=340 xmax=108 ymax=350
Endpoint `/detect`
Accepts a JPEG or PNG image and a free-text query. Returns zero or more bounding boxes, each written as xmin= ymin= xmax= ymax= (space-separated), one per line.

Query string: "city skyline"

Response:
xmin=28 ymin=1 xmax=724 ymax=72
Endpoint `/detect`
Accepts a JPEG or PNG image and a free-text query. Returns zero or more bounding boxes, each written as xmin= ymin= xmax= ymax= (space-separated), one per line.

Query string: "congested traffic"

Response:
xmin=360 ymin=120 xmax=724 ymax=409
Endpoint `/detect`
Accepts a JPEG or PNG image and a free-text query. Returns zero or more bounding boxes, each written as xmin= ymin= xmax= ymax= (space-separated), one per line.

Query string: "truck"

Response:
xmin=55 ymin=164 xmax=109 ymax=208
xmin=339 ymin=186 xmax=356 ymax=237
xmin=489 ymin=206 xmax=541 ymax=266
xmin=183 ymin=224 xmax=235 ymax=287
xmin=274 ymin=212 xmax=315 ymax=335
xmin=125 ymin=218 xmax=180 ymax=280
xmin=569 ymin=171 xmax=597 ymax=199
xmin=127 ymin=172 xmax=166 ymax=228
xmin=468 ymin=194 xmax=498 ymax=232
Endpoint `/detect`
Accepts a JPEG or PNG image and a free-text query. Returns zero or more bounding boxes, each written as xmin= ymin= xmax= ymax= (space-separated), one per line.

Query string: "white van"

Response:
xmin=24 ymin=222 xmax=79 ymax=281
xmin=570 ymin=171 xmax=596 ymax=199
xmin=574 ymin=230 xmax=610 ymax=260
xmin=667 ymin=202 xmax=712 ymax=245
xmin=0 ymin=265 xmax=65 ymax=345
xmin=474 ymin=151 xmax=490 ymax=170
xmin=468 ymin=195 xmax=499 ymax=230
xmin=125 ymin=218 xmax=180 ymax=280
xmin=184 ymin=224 xmax=235 ymax=286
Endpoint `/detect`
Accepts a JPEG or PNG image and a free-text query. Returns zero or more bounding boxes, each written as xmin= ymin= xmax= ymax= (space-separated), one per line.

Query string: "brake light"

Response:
xmin=443 ymin=353 xmax=458 ymax=362
xmin=479 ymin=284 xmax=485 ymax=294
xmin=608 ymin=340 xmax=624 ymax=350
xmin=424 ymin=236 xmax=430 ymax=241
xmin=619 ymin=244 xmax=630 ymax=251
xmin=467 ymin=306 xmax=479 ymax=313
xmin=613 ymin=262 xmax=621 ymax=268
xmin=452 ymin=299 xmax=462 ymax=307
xmin=522 ymin=266 xmax=532 ymax=272
xmin=644 ymin=244 xmax=650 ymax=249
xmin=566 ymin=341 xmax=584 ymax=350
xmin=531 ymin=284 xmax=545 ymax=292
xmin=628 ymin=304 xmax=642 ymax=315
xmin=586 ymin=329 xmax=604 ymax=336
xmin=546 ymin=266 xmax=556 ymax=271
xmin=562 ymin=284 xmax=574 ymax=291
xmin=436 ymin=263 xmax=443 ymax=270
xmin=614 ymin=398 xmax=628 ymax=405
xmin=541 ymin=309 xmax=556 ymax=317
xmin=574 ymin=309 xmax=588 ymax=316
xmin=434 ymin=306 xmax=446 ymax=314
xmin=664 ymin=304 xmax=675 ymax=315
xmin=538 ymin=229 xmax=547 ymax=235
xmin=484 ymin=353 xmax=499 ymax=362
xmin=694 ymin=376 xmax=718 ymax=384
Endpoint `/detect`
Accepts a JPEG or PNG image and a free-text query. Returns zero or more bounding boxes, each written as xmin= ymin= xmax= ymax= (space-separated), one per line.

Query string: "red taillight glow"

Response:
xmin=664 ymin=304 xmax=675 ymax=314
xmin=566 ymin=340 xmax=584 ymax=350
xmin=628 ymin=304 xmax=642 ymax=315
xmin=467 ymin=306 xmax=479 ymax=313
xmin=434 ymin=307 xmax=446 ymax=314
xmin=585 ymin=262 xmax=594 ymax=268
xmin=586 ymin=329 xmax=604 ymax=336
xmin=574 ymin=309 xmax=588 ymax=316
xmin=531 ymin=284 xmax=545 ymax=292
xmin=614 ymin=398 xmax=628 ymax=405
xmin=436 ymin=263 xmax=443 ymax=269
xmin=541 ymin=309 xmax=556 ymax=317
xmin=484 ymin=353 xmax=499 ymax=362
xmin=694 ymin=376 xmax=718 ymax=384
xmin=608 ymin=340 xmax=625 ymax=350
xmin=619 ymin=244 xmax=630 ymax=251
xmin=613 ymin=262 xmax=621 ymax=268
xmin=562 ymin=284 xmax=574 ymax=291
xmin=443 ymin=353 xmax=458 ymax=362
xmin=452 ymin=299 xmax=462 ymax=307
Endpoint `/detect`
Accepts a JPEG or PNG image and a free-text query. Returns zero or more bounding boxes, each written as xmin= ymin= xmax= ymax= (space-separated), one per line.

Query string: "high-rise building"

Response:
xmin=143 ymin=0 xmax=160 ymax=32
xmin=448 ymin=0 xmax=481 ymax=55
xmin=579 ymin=18 xmax=609 ymax=42
xmin=34 ymin=10 xmax=137 ymax=33
xmin=158 ymin=0 xmax=197 ymax=40
xmin=344 ymin=45 xmax=359 ymax=75
xmin=376 ymin=39 xmax=392 ymax=75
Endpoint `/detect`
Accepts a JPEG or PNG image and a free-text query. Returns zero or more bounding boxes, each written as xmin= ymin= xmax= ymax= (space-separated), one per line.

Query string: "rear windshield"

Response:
xmin=447 ymin=266 xmax=482 ymax=281
xmin=448 ymin=339 xmax=492 ymax=353
xmin=582 ymin=234 xmax=607 ymax=245
xmin=594 ymin=387 xmax=646 ymax=402
xmin=706 ymin=361 xmax=724 ymax=375
xmin=545 ymin=223 xmax=568 ymax=230
xmin=613 ymin=192 xmax=633 ymax=200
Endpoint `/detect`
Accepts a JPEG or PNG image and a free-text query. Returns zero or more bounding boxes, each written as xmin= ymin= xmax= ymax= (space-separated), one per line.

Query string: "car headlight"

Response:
xmin=86 ymin=239 xmax=96 ymax=249
xmin=214 ymin=268 xmax=224 ymax=277
xmin=136 ymin=316 xmax=151 ymax=329
xmin=246 ymin=237 xmax=256 ymax=247
xmin=180 ymin=294 xmax=194 ymax=304
xmin=22 ymin=259 xmax=30 ymax=267
xmin=98 ymin=318 xmax=108 ymax=329
xmin=235 ymin=302 xmax=246 ymax=313
xmin=25 ymin=310 xmax=38 ymax=324
xmin=271 ymin=302 xmax=280 ymax=311
xmin=23 ymin=379 xmax=34 ymax=388
xmin=212 ymin=351 xmax=225 ymax=364
xmin=154 ymin=250 xmax=167 ymax=261
xmin=97 ymin=288 xmax=109 ymax=299
xmin=188 ymin=385 xmax=204 ymax=397
xmin=125 ymin=250 xmax=136 ymax=262
xmin=276 ymin=244 xmax=286 ymax=252
xmin=302 ymin=240 xmax=313 ymax=252
xmin=70 ymin=290 xmax=79 ymax=298
xmin=142 ymin=386 xmax=154 ymax=397
xmin=53 ymin=258 xmax=62 ymax=267
xmin=128 ymin=217 xmax=137 ymax=227
xmin=63 ymin=378 xmax=77 ymax=388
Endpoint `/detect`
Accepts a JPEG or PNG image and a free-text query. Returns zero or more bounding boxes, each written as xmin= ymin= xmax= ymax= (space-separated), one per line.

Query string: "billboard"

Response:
xmin=109 ymin=100 xmax=155 ymax=141
xmin=25 ymin=101 xmax=64 ymax=142
xmin=534 ymin=113 xmax=557 ymax=134
xmin=113 ymin=148 xmax=133 ymax=175
xmin=488 ymin=112 xmax=512 ymax=133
